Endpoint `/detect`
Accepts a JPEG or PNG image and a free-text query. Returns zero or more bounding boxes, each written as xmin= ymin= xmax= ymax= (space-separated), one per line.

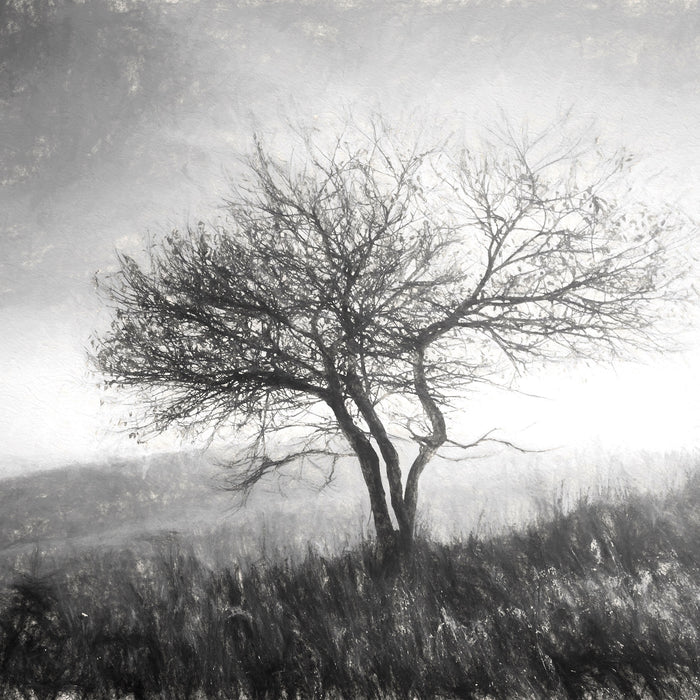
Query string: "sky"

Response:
xmin=1 ymin=0 xmax=700 ymax=474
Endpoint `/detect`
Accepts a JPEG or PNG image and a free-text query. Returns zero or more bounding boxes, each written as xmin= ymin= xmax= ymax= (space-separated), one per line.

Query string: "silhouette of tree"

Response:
xmin=93 ymin=117 xmax=685 ymax=556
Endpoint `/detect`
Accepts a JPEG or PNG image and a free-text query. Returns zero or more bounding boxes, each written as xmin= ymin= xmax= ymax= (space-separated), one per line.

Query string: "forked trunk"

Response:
xmin=356 ymin=451 xmax=396 ymax=547
xmin=328 ymin=395 xmax=398 ymax=552
xmin=326 ymin=387 xmax=423 ymax=565
xmin=371 ymin=489 xmax=417 ymax=570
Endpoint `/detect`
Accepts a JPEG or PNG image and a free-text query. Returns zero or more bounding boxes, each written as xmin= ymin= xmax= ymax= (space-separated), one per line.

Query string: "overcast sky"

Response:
xmin=2 ymin=0 xmax=700 ymax=473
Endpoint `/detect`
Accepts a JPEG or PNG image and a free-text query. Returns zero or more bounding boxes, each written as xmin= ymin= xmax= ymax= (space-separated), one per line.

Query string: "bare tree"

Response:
xmin=93 ymin=117 xmax=685 ymax=556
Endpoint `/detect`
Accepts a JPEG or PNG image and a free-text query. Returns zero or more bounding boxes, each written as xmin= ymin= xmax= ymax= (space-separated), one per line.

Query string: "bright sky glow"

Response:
xmin=1 ymin=0 xmax=700 ymax=475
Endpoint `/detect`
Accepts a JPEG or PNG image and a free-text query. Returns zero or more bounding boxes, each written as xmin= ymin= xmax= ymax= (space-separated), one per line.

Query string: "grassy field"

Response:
xmin=1 ymin=456 xmax=700 ymax=699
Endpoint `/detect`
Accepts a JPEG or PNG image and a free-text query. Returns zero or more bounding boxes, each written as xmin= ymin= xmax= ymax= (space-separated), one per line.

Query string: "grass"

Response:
xmin=2 ymin=471 xmax=700 ymax=699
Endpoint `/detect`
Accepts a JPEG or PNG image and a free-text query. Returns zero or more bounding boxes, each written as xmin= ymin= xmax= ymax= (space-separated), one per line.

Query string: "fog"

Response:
xmin=1 ymin=0 xmax=699 ymax=476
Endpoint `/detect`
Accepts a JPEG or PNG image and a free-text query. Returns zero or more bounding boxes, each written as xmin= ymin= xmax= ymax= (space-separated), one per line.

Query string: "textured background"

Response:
xmin=2 ymin=0 xmax=699 ymax=472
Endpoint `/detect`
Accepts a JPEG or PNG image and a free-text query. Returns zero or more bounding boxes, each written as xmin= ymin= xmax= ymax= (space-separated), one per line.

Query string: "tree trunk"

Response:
xmin=355 ymin=445 xmax=397 ymax=548
xmin=404 ymin=444 xmax=439 ymax=531
xmin=402 ymin=347 xmax=447 ymax=544
xmin=327 ymin=394 xmax=397 ymax=552
xmin=346 ymin=368 xmax=413 ymax=544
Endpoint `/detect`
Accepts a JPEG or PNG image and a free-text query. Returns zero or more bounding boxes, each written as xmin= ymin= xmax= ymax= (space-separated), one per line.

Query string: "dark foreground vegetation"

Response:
xmin=2 ymin=472 xmax=700 ymax=699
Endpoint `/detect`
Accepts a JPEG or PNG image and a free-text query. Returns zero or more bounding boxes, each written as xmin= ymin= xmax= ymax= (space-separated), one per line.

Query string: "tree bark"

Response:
xmin=346 ymin=368 xmax=412 ymax=544
xmin=404 ymin=348 xmax=447 ymax=533
xmin=326 ymin=395 xmax=397 ymax=549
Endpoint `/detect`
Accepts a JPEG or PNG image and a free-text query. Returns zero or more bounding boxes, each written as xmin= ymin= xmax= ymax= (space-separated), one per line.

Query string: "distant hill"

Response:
xmin=0 ymin=450 xmax=370 ymax=575
xmin=0 ymin=453 xmax=232 ymax=556
xmin=1 ymin=446 xmax=694 ymax=579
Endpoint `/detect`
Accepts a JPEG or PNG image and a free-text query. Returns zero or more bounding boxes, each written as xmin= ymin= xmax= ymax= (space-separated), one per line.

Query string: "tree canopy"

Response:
xmin=94 ymin=118 xmax=685 ymax=553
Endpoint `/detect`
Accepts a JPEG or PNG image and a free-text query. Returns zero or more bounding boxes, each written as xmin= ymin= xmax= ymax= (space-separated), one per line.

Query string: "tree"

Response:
xmin=93 ymin=117 xmax=684 ymax=557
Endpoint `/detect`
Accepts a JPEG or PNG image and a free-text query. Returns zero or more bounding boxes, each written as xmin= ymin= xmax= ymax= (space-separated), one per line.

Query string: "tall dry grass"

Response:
xmin=1 ymin=470 xmax=700 ymax=698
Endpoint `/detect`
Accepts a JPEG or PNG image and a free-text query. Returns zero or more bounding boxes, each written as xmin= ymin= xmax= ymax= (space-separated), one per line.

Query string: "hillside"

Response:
xmin=1 ymin=447 xmax=693 ymax=567
xmin=0 ymin=453 xmax=218 ymax=545
xmin=0 ymin=450 xmax=371 ymax=579
xmin=1 ymin=464 xmax=699 ymax=698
